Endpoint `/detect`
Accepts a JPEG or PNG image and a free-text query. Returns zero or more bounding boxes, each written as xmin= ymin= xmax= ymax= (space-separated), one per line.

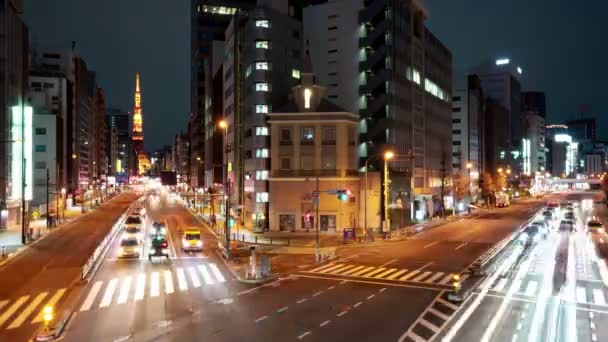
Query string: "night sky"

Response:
xmin=24 ymin=1 xmax=608 ymax=151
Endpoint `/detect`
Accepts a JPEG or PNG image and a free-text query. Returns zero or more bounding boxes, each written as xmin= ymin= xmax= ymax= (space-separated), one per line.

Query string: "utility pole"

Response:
xmin=46 ymin=168 xmax=49 ymax=228
xmin=315 ymin=177 xmax=320 ymax=263
xmin=21 ymin=102 xmax=26 ymax=245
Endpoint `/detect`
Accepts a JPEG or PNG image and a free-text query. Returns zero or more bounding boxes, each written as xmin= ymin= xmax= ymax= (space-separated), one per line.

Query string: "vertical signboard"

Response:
xmin=11 ymin=105 xmax=33 ymax=201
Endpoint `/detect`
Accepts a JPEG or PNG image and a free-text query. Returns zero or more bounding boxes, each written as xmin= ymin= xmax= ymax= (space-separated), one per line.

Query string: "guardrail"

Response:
xmin=80 ymin=200 xmax=140 ymax=280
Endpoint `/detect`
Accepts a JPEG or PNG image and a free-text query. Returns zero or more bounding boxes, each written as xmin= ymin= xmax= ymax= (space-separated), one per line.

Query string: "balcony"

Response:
xmin=360 ymin=93 xmax=387 ymax=118
xmin=359 ymin=69 xmax=389 ymax=95
xmin=272 ymin=169 xmax=359 ymax=178
xmin=359 ymin=0 xmax=387 ymax=24
xmin=359 ymin=45 xmax=386 ymax=72
xmin=359 ymin=20 xmax=387 ymax=49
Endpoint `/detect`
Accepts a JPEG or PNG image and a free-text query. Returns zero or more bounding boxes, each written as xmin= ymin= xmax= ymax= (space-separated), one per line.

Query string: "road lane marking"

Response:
xmin=429 ymin=307 xmax=449 ymax=320
xmin=209 ymin=263 xmax=226 ymax=283
xmin=424 ymin=241 xmax=439 ymax=248
xmin=319 ymin=264 xmax=347 ymax=274
xmin=150 ymin=272 xmax=160 ymax=297
xmin=337 ymin=311 xmax=348 ymax=317
xmin=255 ymin=315 xmax=268 ymax=323
xmin=99 ymin=279 xmax=119 ymax=308
xmin=297 ymin=299 xmax=307 ymax=304
xmin=328 ymin=265 xmax=355 ymax=274
xmin=0 ymin=296 xmax=29 ymax=327
xmin=8 ymin=292 xmax=47 ymax=329
xmin=455 ymin=242 xmax=468 ymax=250
xmin=277 ymin=306 xmax=288 ymax=313
xmin=32 ymin=288 xmax=66 ymax=323
xmin=296 ymin=274 xmax=446 ymax=291
xmin=399 ymin=270 xmax=420 ymax=281
xmin=188 ymin=267 xmax=201 ymax=288
xmin=412 ymin=271 xmax=433 ymax=282
xmin=340 ymin=265 xmax=365 ymax=276
xmin=426 ymin=272 xmax=445 ymax=283
xmin=297 ymin=331 xmax=311 ymax=339
xmin=436 ymin=297 xmax=458 ymax=311
xmin=375 ymin=268 xmax=398 ymax=279
xmin=328 ymin=286 xmax=335 ymax=290
xmin=81 ymin=281 xmax=103 ymax=311
xmin=577 ymin=287 xmax=587 ymax=303
xmin=198 ymin=265 xmax=215 ymax=285
xmin=313 ymin=291 xmax=323 ymax=297
xmin=419 ymin=318 xmax=439 ymax=333
xmin=351 ymin=266 xmax=376 ymax=277
xmin=417 ymin=262 xmax=434 ymax=271
xmin=593 ymin=289 xmax=606 ymax=306
xmin=117 ymin=276 xmax=132 ymax=304
xmin=134 ymin=274 xmax=146 ymax=301
xmin=320 ymin=320 xmax=331 ymax=327
xmin=176 ymin=268 xmax=188 ymax=291
xmin=361 ymin=267 xmax=387 ymax=278
xmin=386 ymin=269 xmax=408 ymax=280
xmin=379 ymin=259 xmax=397 ymax=268
xmin=379 ymin=288 xmax=387 ymax=293
xmin=309 ymin=263 xmax=334 ymax=273
xmin=164 ymin=271 xmax=174 ymax=294
xmin=438 ymin=273 xmax=455 ymax=285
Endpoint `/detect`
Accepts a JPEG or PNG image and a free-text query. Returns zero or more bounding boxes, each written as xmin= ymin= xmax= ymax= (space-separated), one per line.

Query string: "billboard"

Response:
xmin=11 ymin=105 xmax=32 ymax=201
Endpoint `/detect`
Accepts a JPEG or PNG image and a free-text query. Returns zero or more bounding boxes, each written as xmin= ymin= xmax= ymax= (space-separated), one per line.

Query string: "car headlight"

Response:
xmin=196 ymin=240 xmax=203 ymax=247
xmin=182 ymin=238 xmax=188 ymax=246
xmin=118 ymin=247 xmax=124 ymax=255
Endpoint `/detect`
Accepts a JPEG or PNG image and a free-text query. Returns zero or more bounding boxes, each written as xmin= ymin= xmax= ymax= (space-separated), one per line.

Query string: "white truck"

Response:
xmin=496 ymin=193 xmax=510 ymax=207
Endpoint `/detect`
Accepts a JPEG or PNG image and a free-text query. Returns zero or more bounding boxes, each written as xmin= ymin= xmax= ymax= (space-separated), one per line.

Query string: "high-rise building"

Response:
xmin=522 ymin=91 xmax=546 ymax=118
xmin=522 ymin=112 xmax=546 ymax=175
xmin=106 ymin=107 xmax=132 ymax=174
xmin=304 ymin=0 xmax=453 ymax=224
xmin=1 ymin=0 xmax=29 ymax=228
xmin=476 ymin=58 xmax=523 ymax=151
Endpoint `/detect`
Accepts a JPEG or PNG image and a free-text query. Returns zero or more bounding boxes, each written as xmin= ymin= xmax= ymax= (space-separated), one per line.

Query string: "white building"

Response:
xmin=585 ymin=154 xmax=603 ymax=175
xmin=32 ymin=113 xmax=58 ymax=211
xmin=523 ymin=112 xmax=546 ymax=175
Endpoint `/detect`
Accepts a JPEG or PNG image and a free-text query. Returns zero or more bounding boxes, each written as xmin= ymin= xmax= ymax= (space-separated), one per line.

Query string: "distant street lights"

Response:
xmin=466 ymin=162 xmax=473 ymax=212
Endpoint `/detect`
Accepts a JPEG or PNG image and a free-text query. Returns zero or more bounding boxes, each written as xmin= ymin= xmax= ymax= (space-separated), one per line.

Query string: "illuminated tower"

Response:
xmin=132 ymin=72 xmax=143 ymax=153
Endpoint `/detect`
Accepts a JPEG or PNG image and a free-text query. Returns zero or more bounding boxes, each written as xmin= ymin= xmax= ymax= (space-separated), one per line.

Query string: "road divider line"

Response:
xmin=337 ymin=311 xmax=348 ymax=317
xmin=117 ymin=276 xmax=132 ymax=304
xmin=320 ymin=320 xmax=331 ymax=327
xmin=31 ymin=288 xmax=66 ymax=323
xmin=255 ymin=315 xmax=268 ymax=323
xmin=353 ymin=301 xmax=362 ymax=308
xmin=328 ymin=286 xmax=335 ymax=290
xmin=0 ymin=296 xmax=29 ymax=326
xmin=80 ymin=281 xmax=103 ymax=311
xmin=277 ymin=306 xmax=288 ymax=313
xmin=7 ymin=292 xmax=47 ymax=329
xmin=176 ymin=268 xmax=188 ymax=291
xmin=367 ymin=294 xmax=375 ymax=300
xmin=313 ymin=291 xmax=323 ymax=297
xmin=379 ymin=259 xmax=397 ymax=268
xmin=424 ymin=241 xmax=439 ymax=248
xmin=417 ymin=261 xmax=434 ymax=271
xmin=297 ymin=298 xmax=307 ymax=304
xmin=297 ymin=331 xmax=311 ymax=339
xmin=164 ymin=271 xmax=174 ymax=294
xmin=379 ymin=288 xmax=387 ymax=293
xmin=134 ymin=274 xmax=146 ymax=301
xmin=455 ymin=242 xmax=468 ymax=250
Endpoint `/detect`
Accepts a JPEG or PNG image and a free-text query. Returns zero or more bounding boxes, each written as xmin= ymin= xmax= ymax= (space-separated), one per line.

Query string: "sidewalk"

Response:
xmin=0 ymin=193 xmax=118 ymax=257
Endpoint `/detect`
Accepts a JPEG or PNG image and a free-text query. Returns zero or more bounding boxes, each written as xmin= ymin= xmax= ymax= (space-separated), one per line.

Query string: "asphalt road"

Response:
xmin=0 ymin=192 xmax=138 ymax=342
xmin=441 ymin=192 xmax=608 ymax=342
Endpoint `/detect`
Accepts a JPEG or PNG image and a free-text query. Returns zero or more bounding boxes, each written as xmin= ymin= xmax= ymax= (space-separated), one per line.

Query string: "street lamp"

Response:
xmin=466 ymin=162 xmax=473 ymax=212
xmin=383 ymin=150 xmax=394 ymax=232
xmin=363 ymin=150 xmax=393 ymax=237
xmin=218 ymin=119 xmax=230 ymax=257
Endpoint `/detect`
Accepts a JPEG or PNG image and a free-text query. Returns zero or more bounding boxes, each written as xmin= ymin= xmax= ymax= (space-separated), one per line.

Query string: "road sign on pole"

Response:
xmin=312 ymin=190 xmax=319 ymax=198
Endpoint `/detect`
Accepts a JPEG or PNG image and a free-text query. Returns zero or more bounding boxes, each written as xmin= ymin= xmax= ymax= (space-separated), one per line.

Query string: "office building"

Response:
xmin=106 ymin=108 xmax=132 ymax=174
xmin=451 ymin=75 xmax=484 ymax=178
xmin=32 ymin=113 xmax=58 ymax=208
xmin=565 ymin=118 xmax=596 ymax=142
xmin=522 ymin=91 xmax=546 ymax=118
xmin=484 ymin=99 xmax=510 ymax=174
xmin=522 ymin=112 xmax=546 ymax=175
xmin=304 ymin=0 xmax=452 ymax=224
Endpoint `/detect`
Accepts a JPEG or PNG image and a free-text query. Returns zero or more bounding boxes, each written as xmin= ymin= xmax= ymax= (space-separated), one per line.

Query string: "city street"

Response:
xmin=441 ymin=192 xmax=608 ymax=342
xmin=0 ymin=192 xmax=138 ymax=342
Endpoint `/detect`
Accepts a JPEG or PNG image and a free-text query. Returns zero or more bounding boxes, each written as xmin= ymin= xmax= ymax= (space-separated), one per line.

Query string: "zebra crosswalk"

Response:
xmin=487 ymin=276 xmax=608 ymax=307
xmin=302 ymin=263 xmax=464 ymax=286
xmin=79 ymin=263 xmax=226 ymax=312
xmin=0 ymin=263 xmax=227 ymax=331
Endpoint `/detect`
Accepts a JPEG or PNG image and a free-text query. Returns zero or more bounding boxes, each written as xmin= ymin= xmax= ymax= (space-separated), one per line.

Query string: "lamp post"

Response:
xmin=383 ymin=151 xmax=394 ymax=232
xmin=466 ymin=162 xmax=473 ymax=212
xmin=218 ymin=119 xmax=230 ymax=258
xmin=61 ymin=188 xmax=66 ymax=221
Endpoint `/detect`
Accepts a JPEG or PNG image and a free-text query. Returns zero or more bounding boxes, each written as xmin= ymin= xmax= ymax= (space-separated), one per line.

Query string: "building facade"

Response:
xmin=32 ymin=113 xmax=57 ymax=207
xmin=522 ymin=91 xmax=546 ymax=118
xmin=522 ymin=112 xmax=546 ymax=175
xmin=565 ymin=118 xmax=596 ymax=142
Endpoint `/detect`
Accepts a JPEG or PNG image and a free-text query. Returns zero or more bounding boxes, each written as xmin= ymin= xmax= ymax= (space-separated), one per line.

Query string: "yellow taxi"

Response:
xmin=182 ymin=229 xmax=202 ymax=252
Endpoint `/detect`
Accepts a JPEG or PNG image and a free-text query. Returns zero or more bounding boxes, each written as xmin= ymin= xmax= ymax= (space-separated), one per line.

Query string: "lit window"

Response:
xmin=292 ymin=69 xmax=300 ymax=79
xmin=256 ymin=149 xmax=269 ymax=158
xmin=256 ymin=105 xmax=268 ymax=114
xmin=255 ymin=127 xmax=269 ymax=136
xmin=256 ymin=20 xmax=270 ymax=28
xmin=412 ymin=69 xmax=421 ymax=85
xmin=256 ymin=83 xmax=269 ymax=92
xmin=202 ymin=5 xmax=237 ymax=15
xmin=256 ymin=170 xmax=268 ymax=180
xmin=256 ymin=41 xmax=269 ymax=49
xmin=245 ymin=65 xmax=252 ymax=77
xmin=256 ymin=192 xmax=269 ymax=203
xmin=301 ymin=127 xmax=314 ymax=142
xmin=256 ymin=62 xmax=269 ymax=70
xmin=304 ymin=88 xmax=312 ymax=109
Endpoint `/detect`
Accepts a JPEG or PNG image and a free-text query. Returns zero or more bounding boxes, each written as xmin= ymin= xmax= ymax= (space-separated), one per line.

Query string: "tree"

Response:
xmin=481 ymin=173 xmax=496 ymax=206
xmin=439 ymin=147 xmax=450 ymax=218
xmin=452 ymin=172 xmax=468 ymax=211
xmin=496 ymin=173 xmax=507 ymax=191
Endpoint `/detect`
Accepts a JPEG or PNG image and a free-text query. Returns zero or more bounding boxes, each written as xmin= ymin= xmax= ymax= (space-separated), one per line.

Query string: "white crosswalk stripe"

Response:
xmin=198 ymin=265 xmax=214 ymax=285
xmin=134 ymin=274 xmax=146 ymax=301
xmin=426 ymin=272 xmax=445 ymax=283
xmin=150 ymin=272 xmax=160 ymax=297
xmin=7 ymin=292 xmax=47 ymax=329
xmin=164 ymin=271 xmax=174 ymax=294
xmin=32 ymin=289 xmax=66 ymax=323
xmin=577 ymin=287 xmax=587 ymax=304
xmin=525 ymin=280 xmax=538 ymax=297
xmin=176 ymin=268 xmax=188 ymax=291
xmin=81 ymin=281 xmax=103 ymax=311
xmin=375 ymin=268 xmax=397 ymax=279
xmin=400 ymin=270 xmax=420 ymax=281
xmin=210 ymin=264 xmax=226 ymax=283
xmin=0 ymin=296 xmax=28 ymax=327
xmin=593 ymin=289 xmax=606 ymax=306
xmin=494 ymin=277 xmax=508 ymax=292
xmin=117 ymin=277 xmax=132 ymax=304
xmin=341 ymin=265 xmax=365 ymax=276
xmin=320 ymin=264 xmax=346 ymax=274
xmin=328 ymin=264 xmax=354 ymax=274
xmin=352 ymin=266 xmax=376 ymax=277
xmin=188 ymin=267 xmax=201 ymax=288
xmin=386 ymin=269 xmax=408 ymax=280
xmin=412 ymin=271 xmax=432 ymax=282
xmin=438 ymin=273 xmax=455 ymax=285
xmin=99 ymin=279 xmax=118 ymax=308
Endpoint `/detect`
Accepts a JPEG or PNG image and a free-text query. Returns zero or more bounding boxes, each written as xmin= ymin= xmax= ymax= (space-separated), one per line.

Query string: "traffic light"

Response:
xmin=337 ymin=188 xmax=352 ymax=201
xmin=43 ymin=306 xmax=53 ymax=327
xmin=228 ymin=217 xmax=235 ymax=228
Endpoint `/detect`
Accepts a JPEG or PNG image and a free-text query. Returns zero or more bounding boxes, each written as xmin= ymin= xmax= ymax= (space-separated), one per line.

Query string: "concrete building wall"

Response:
xmin=33 ymin=113 xmax=57 ymax=207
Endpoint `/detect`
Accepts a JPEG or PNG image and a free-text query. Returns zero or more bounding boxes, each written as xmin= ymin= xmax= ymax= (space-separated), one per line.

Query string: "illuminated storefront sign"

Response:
xmin=11 ymin=105 xmax=33 ymax=200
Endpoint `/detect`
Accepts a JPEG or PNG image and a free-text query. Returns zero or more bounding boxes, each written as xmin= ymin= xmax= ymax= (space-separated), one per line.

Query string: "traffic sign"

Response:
xmin=312 ymin=190 xmax=319 ymax=198
xmin=312 ymin=197 xmax=319 ymax=206
xmin=32 ymin=211 xmax=39 ymax=220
